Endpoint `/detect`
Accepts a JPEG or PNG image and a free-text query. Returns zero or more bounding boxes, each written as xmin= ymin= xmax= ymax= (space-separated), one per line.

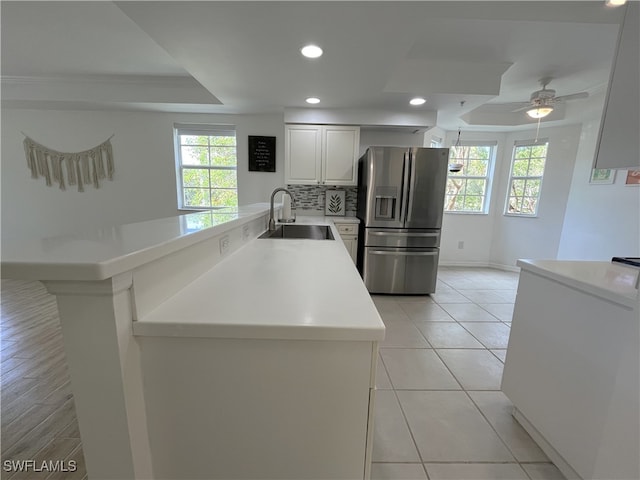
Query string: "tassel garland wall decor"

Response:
xmin=22 ymin=134 xmax=115 ymax=192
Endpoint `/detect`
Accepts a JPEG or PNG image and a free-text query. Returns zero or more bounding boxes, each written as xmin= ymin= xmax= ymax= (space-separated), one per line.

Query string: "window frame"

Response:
xmin=504 ymin=139 xmax=549 ymax=218
xmin=444 ymin=141 xmax=497 ymax=215
xmin=173 ymin=124 xmax=238 ymax=210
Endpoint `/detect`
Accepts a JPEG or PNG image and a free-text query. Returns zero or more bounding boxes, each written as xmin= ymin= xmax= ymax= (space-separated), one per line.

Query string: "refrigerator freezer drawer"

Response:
xmin=364 ymin=229 xmax=440 ymax=248
xmin=363 ymin=247 xmax=439 ymax=294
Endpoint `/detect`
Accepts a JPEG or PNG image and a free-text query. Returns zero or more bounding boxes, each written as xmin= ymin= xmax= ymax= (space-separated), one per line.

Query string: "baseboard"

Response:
xmin=439 ymin=261 xmax=520 ymax=273
xmin=512 ymin=408 xmax=582 ymax=480
xmin=488 ymin=262 xmax=521 ymax=272
xmin=439 ymin=261 xmax=490 ymax=268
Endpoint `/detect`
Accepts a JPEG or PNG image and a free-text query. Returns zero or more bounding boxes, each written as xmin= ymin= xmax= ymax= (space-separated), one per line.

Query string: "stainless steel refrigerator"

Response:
xmin=356 ymin=146 xmax=449 ymax=294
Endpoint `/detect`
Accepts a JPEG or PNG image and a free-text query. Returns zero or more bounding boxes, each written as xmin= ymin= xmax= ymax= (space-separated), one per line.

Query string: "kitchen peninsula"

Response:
xmin=502 ymin=259 xmax=639 ymax=480
xmin=1 ymin=204 xmax=385 ymax=480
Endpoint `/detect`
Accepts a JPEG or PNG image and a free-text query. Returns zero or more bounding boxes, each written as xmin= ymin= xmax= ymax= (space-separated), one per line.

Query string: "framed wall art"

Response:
xmin=589 ymin=169 xmax=615 ymax=185
xmin=325 ymin=189 xmax=346 ymax=216
xmin=248 ymin=136 xmax=276 ymax=172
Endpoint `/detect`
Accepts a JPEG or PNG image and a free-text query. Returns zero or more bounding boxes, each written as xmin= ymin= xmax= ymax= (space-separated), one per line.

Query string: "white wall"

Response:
xmin=438 ymin=125 xmax=582 ymax=269
xmin=1 ymin=109 xmax=284 ymax=239
xmin=424 ymin=126 xmax=446 ymax=147
xmin=358 ymin=129 xmax=425 ymax=156
xmin=557 ymin=117 xmax=640 ymax=260
xmin=489 ymin=124 xmax=581 ymax=268
xmin=439 ymin=131 xmax=506 ymax=267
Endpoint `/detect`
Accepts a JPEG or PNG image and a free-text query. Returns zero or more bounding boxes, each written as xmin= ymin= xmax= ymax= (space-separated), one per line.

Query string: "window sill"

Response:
xmin=444 ymin=211 xmax=489 ymax=216
xmin=503 ymin=213 xmax=539 ymax=218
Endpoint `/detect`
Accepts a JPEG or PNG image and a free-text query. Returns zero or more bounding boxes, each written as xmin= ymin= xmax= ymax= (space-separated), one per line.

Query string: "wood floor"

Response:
xmin=1 ymin=280 xmax=86 ymax=480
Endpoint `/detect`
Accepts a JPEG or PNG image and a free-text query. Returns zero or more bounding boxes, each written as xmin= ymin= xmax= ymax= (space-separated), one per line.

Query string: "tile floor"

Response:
xmin=370 ymin=267 xmax=566 ymax=480
xmin=2 ymin=268 xmax=567 ymax=480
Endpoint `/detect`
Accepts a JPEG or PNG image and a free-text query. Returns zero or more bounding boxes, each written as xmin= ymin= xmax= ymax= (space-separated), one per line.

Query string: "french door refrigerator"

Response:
xmin=356 ymin=146 xmax=449 ymax=294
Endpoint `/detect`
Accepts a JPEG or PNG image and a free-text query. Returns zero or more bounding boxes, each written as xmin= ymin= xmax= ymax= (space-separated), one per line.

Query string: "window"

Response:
xmin=505 ymin=140 xmax=548 ymax=216
xmin=445 ymin=143 xmax=495 ymax=213
xmin=430 ymin=136 xmax=443 ymax=148
xmin=174 ymin=124 xmax=238 ymax=209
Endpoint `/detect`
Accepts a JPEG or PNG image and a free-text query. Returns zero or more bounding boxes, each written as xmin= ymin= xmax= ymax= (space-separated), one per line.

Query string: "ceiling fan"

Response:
xmin=507 ymin=78 xmax=589 ymax=119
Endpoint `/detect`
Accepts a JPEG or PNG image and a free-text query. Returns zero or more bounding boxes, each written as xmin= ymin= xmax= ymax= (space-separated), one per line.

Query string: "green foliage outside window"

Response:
xmin=445 ymin=145 xmax=492 ymax=213
xmin=506 ymin=143 xmax=547 ymax=216
xmin=177 ymin=133 xmax=238 ymax=209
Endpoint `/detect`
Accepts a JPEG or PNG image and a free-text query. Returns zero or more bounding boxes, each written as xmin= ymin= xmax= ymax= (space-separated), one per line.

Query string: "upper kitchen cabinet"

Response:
xmin=594 ymin=2 xmax=639 ymax=170
xmin=285 ymin=124 xmax=360 ymax=185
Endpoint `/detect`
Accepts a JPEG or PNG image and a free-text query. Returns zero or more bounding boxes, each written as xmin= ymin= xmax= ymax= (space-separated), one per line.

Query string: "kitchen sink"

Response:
xmin=258 ymin=224 xmax=335 ymax=240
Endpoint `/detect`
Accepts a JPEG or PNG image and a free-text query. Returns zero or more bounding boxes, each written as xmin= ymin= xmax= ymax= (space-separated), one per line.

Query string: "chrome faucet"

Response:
xmin=269 ymin=187 xmax=296 ymax=231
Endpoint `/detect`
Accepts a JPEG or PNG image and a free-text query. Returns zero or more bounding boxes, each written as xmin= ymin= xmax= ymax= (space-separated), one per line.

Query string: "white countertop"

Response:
xmin=133 ymin=215 xmax=383 ymax=341
xmin=1 ymin=204 xmax=273 ymax=281
xmin=517 ymin=259 xmax=639 ymax=309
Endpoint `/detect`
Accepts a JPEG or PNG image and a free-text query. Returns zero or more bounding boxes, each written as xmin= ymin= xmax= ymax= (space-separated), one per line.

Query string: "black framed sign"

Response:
xmin=248 ymin=136 xmax=276 ymax=172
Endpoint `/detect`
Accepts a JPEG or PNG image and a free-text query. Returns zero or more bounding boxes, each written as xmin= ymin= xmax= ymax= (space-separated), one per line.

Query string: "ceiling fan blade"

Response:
xmin=512 ymin=104 xmax=532 ymax=112
xmin=555 ymin=92 xmax=589 ymax=102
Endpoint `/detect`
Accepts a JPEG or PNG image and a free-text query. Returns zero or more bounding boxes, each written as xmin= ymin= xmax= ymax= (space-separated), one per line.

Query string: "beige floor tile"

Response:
xmin=378 ymin=309 xmax=413 ymax=324
xmin=375 ymin=354 xmax=392 ymax=389
xmin=458 ymin=289 xmax=517 ymax=303
xmin=438 ymin=303 xmax=500 ymax=322
xmin=425 ymin=462 xmax=529 ymax=479
xmin=381 ymin=349 xmax=460 ymax=390
xmin=521 ymin=463 xmax=567 ymax=479
xmin=491 ymin=349 xmax=507 ymax=362
xmin=381 ymin=320 xmax=430 ymax=348
xmin=436 ymin=349 xmax=504 ymax=390
xmin=413 ymin=322 xmax=484 ymax=348
xmin=371 ymin=296 xmax=402 ymax=314
xmin=371 ymin=391 xmax=421 ymax=463
xmin=468 ymin=391 xmax=549 ymax=462
xmin=399 ymin=303 xmax=455 ymax=322
xmin=430 ymin=290 xmax=472 ymax=304
xmin=478 ymin=303 xmax=515 ymax=322
xmin=459 ymin=322 xmax=512 ymax=349
xmin=394 ymin=295 xmax=435 ymax=304
xmin=370 ymin=463 xmax=427 ymax=479
xmin=397 ymin=391 xmax=514 ymax=462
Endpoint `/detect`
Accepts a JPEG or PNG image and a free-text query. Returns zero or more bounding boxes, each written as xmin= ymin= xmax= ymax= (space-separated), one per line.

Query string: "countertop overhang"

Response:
xmin=2 ymin=204 xmax=384 ymax=342
xmin=517 ymin=259 xmax=639 ymax=309
xmin=1 ymin=204 xmax=272 ymax=281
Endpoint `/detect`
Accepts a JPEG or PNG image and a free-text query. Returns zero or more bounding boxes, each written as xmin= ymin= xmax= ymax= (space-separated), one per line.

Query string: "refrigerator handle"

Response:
xmin=405 ymin=151 xmax=416 ymax=223
xmin=400 ymin=151 xmax=411 ymax=224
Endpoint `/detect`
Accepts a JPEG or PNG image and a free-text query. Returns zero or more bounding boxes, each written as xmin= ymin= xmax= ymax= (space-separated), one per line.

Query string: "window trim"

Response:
xmin=504 ymin=138 xmax=549 ymax=218
xmin=444 ymin=140 xmax=497 ymax=215
xmin=173 ymin=124 xmax=238 ymax=210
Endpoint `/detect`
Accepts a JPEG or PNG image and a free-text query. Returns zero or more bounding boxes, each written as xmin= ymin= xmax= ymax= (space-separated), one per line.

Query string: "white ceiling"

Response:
xmin=0 ymin=1 xmax=626 ymax=131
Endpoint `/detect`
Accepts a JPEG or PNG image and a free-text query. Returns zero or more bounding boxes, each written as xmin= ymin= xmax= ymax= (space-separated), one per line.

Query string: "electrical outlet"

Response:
xmin=458 ymin=240 xmax=465 ymax=249
xmin=242 ymin=225 xmax=250 ymax=241
xmin=219 ymin=235 xmax=230 ymax=255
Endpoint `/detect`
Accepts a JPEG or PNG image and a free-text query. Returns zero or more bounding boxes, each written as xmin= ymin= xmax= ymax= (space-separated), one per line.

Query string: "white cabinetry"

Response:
xmin=285 ymin=125 xmax=360 ymax=185
xmin=336 ymin=223 xmax=359 ymax=264
xmin=502 ymin=260 xmax=639 ymax=480
xmin=594 ymin=2 xmax=639 ymax=169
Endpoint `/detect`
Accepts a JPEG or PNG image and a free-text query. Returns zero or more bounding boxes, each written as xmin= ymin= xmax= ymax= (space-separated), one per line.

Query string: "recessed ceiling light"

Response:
xmin=605 ymin=0 xmax=626 ymax=6
xmin=409 ymin=97 xmax=426 ymax=106
xmin=301 ymin=45 xmax=323 ymax=58
xmin=306 ymin=97 xmax=321 ymax=104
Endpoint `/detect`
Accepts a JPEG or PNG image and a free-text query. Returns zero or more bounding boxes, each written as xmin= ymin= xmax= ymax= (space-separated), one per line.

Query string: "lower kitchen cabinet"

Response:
xmin=336 ymin=223 xmax=358 ymax=264
xmin=139 ymin=336 xmax=378 ymax=479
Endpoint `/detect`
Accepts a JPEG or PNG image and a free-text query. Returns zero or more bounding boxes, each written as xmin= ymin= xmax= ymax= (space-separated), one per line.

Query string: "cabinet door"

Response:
xmin=322 ymin=126 xmax=360 ymax=185
xmin=285 ymin=125 xmax=322 ymax=184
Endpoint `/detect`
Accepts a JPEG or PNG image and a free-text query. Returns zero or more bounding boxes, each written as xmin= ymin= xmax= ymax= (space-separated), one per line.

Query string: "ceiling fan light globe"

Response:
xmin=526 ymin=106 xmax=554 ymax=119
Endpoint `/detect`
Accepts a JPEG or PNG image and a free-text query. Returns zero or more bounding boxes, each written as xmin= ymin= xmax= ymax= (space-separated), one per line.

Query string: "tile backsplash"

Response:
xmin=286 ymin=185 xmax=358 ymax=216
